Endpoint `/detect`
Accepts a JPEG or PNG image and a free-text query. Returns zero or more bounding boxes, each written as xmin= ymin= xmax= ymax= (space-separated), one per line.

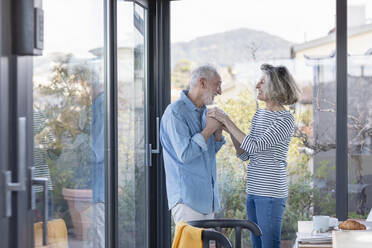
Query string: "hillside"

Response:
xmin=171 ymin=28 xmax=294 ymax=67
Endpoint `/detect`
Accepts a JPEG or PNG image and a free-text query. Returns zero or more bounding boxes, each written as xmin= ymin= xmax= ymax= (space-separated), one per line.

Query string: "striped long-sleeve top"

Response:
xmin=33 ymin=111 xmax=54 ymax=192
xmin=238 ymin=109 xmax=295 ymax=198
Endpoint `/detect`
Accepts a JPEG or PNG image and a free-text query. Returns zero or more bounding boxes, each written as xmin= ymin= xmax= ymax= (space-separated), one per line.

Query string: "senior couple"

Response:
xmin=160 ymin=64 xmax=300 ymax=248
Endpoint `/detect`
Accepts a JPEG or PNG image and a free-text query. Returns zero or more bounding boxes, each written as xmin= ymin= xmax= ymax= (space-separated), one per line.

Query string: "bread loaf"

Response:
xmin=338 ymin=219 xmax=366 ymax=230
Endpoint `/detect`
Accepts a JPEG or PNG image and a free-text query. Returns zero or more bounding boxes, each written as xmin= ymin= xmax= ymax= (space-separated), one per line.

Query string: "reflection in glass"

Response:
xmin=117 ymin=2 xmax=148 ymax=247
xmin=33 ymin=0 xmax=105 ymax=247
xmin=347 ymin=1 xmax=372 ymax=220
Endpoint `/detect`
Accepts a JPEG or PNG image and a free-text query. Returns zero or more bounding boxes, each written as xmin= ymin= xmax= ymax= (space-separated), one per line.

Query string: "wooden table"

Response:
xmin=298 ymin=244 xmax=332 ymax=248
xmin=295 ymin=221 xmax=372 ymax=248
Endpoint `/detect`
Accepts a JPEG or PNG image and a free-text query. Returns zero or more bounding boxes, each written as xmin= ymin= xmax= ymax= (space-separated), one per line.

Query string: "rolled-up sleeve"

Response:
xmin=162 ymin=112 xmax=208 ymax=164
xmin=240 ymin=115 xmax=294 ymax=155
xmin=192 ymin=133 xmax=208 ymax=152
xmin=237 ymin=151 xmax=250 ymax=161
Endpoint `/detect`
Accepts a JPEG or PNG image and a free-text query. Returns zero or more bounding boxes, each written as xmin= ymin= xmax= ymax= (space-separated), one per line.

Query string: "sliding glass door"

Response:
xmin=117 ymin=1 xmax=149 ymax=247
xmin=31 ymin=0 xmax=150 ymax=247
xmin=0 ymin=0 xmax=149 ymax=247
xmin=32 ymin=0 xmax=106 ymax=247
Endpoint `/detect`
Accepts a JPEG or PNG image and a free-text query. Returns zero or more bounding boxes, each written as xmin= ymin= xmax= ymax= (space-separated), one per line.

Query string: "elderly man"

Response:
xmin=160 ymin=64 xmax=225 ymax=224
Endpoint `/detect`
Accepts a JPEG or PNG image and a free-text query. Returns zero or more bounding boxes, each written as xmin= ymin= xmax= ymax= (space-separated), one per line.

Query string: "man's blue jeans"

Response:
xmin=246 ymin=194 xmax=286 ymax=248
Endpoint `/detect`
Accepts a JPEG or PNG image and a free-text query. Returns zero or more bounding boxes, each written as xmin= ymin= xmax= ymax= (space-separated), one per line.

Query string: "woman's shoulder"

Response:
xmin=256 ymin=108 xmax=294 ymax=124
xmin=256 ymin=108 xmax=292 ymax=117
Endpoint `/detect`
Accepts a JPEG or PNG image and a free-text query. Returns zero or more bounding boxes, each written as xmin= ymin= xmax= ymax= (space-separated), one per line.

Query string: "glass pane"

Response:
xmin=117 ymin=2 xmax=149 ymax=247
xmin=347 ymin=1 xmax=372 ymax=220
xmin=33 ymin=0 xmax=105 ymax=247
xmin=171 ymin=0 xmax=336 ymax=246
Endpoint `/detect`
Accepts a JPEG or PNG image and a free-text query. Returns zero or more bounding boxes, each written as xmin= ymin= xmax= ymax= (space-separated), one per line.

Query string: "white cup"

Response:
xmin=329 ymin=217 xmax=338 ymax=228
xmin=313 ymin=215 xmax=329 ymax=233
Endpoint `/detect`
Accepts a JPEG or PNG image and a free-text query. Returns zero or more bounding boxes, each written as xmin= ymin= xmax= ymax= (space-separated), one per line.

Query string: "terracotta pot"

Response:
xmin=62 ymin=188 xmax=93 ymax=240
xmin=281 ymin=239 xmax=293 ymax=248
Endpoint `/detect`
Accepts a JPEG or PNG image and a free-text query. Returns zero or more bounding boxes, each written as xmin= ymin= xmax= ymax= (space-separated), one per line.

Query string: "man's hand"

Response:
xmin=206 ymin=115 xmax=222 ymax=133
xmin=201 ymin=116 xmax=222 ymax=142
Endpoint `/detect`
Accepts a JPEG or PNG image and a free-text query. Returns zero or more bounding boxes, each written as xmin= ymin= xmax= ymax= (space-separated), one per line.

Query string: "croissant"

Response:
xmin=338 ymin=219 xmax=366 ymax=230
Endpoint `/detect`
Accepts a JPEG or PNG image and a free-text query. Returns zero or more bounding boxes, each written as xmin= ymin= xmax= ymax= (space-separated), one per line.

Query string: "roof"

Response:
xmin=291 ymin=23 xmax=372 ymax=56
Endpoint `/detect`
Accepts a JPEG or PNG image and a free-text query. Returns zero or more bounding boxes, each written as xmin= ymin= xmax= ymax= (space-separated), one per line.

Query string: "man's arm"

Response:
xmin=161 ymin=113 xmax=219 ymax=164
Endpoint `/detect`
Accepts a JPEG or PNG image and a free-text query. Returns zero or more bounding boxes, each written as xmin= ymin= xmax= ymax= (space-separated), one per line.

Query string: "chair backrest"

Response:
xmin=202 ymin=230 xmax=232 ymax=248
xmin=188 ymin=219 xmax=262 ymax=248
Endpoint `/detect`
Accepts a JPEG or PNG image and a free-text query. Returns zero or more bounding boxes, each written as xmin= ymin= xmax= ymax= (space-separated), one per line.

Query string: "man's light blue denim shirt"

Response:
xmin=91 ymin=92 xmax=105 ymax=203
xmin=160 ymin=90 xmax=226 ymax=214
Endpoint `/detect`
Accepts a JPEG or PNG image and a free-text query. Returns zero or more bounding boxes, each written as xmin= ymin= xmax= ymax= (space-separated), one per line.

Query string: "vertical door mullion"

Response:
xmin=105 ymin=0 xmax=118 ymax=247
xmin=14 ymin=56 xmax=34 ymax=248
xmin=1 ymin=1 xmax=34 ymax=247
xmin=148 ymin=1 xmax=171 ymax=248
xmin=0 ymin=8 xmax=10 ymax=245
xmin=336 ymin=0 xmax=348 ymax=221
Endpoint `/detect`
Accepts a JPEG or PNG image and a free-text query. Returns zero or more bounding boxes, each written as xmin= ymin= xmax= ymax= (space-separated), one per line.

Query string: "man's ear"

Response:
xmin=200 ymin=77 xmax=207 ymax=88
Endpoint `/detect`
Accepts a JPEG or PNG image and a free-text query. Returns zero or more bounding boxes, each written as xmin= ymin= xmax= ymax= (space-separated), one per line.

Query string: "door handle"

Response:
xmin=2 ymin=117 xmax=27 ymax=217
xmin=148 ymin=144 xmax=152 ymax=167
xmin=151 ymin=117 xmax=160 ymax=154
xmin=30 ymin=167 xmax=49 ymax=246
xmin=147 ymin=117 xmax=160 ymax=167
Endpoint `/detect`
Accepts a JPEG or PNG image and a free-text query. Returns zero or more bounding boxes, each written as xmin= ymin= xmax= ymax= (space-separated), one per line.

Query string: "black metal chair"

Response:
xmin=202 ymin=230 xmax=232 ymax=248
xmin=188 ymin=219 xmax=262 ymax=248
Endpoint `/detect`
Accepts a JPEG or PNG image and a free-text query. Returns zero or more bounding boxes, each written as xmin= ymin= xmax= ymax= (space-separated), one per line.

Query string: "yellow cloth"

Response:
xmin=172 ymin=222 xmax=204 ymax=248
xmin=34 ymin=219 xmax=68 ymax=248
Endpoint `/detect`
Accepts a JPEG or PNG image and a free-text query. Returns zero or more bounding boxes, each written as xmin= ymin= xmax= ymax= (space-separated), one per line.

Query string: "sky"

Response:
xmin=171 ymin=0 xmax=372 ymax=43
xmin=41 ymin=0 xmax=372 ymax=57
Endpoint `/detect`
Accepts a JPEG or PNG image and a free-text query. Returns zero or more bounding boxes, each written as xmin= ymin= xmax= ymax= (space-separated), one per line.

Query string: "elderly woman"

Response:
xmin=208 ymin=64 xmax=300 ymax=248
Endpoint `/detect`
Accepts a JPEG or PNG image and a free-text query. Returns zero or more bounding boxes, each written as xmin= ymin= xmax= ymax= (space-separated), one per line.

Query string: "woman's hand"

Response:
xmin=221 ymin=124 xmax=228 ymax=132
xmin=207 ymin=107 xmax=229 ymax=125
xmin=208 ymin=107 xmax=247 ymax=145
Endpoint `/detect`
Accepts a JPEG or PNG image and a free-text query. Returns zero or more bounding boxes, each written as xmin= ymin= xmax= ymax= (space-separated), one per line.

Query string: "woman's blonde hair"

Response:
xmin=260 ymin=64 xmax=300 ymax=105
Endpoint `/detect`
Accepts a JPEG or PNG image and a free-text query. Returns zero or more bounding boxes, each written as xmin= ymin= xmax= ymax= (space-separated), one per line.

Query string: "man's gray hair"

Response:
xmin=189 ymin=64 xmax=219 ymax=88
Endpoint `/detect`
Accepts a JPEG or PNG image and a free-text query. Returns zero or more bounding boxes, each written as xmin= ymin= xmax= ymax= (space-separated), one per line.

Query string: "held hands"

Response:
xmin=202 ymin=115 xmax=222 ymax=142
xmin=205 ymin=115 xmax=222 ymax=133
xmin=207 ymin=107 xmax=230 ymax=126
xmin=207 ymin=108 xmax=228 ymax=124
xmin=207 ymin=107 xmax=230 ymax=137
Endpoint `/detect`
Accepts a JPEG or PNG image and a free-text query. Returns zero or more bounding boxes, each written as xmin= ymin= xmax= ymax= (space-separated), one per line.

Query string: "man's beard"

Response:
xmin=203 ymin=91 xmax=214 ymax=105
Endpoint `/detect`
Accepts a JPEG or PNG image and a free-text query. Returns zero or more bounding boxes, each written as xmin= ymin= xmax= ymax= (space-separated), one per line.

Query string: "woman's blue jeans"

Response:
xmin=246 ymin=194 xmax=286 ymax=248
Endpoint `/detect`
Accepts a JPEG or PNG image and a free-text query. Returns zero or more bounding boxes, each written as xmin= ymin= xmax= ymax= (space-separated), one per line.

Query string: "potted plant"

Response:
xmin=35 ymin=53 xmax=94 ymax=240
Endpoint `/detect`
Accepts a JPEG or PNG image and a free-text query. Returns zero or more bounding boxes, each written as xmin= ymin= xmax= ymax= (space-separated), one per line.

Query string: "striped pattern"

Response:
xmin=33 ymin=111 xmax=53 ymax=192
xmin=238 ymin=109 xmax=294 ymax=198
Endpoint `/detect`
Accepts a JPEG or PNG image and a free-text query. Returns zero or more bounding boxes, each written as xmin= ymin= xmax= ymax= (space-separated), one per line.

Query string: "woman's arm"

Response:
xmin=207 ymin=109 xmax=247 ymax=152
xmin=239 ymin=114 xmax=294 ymax=155
xmin=230 ymin=130 xmax=245 ymax=155
xmin=224 ymin=117 xmax=247 ymax=144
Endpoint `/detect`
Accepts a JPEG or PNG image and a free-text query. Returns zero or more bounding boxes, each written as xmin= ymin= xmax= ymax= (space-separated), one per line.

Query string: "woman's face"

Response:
xmin=256 ymin=74 xmax=267 ymax=101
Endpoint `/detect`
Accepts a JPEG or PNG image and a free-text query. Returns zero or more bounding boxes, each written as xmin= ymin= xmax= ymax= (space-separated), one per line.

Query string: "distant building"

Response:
xmin=291 ymin=6 xmax=372 ymax=61
xmin=290 ymin=5 xmax=372 ymax=215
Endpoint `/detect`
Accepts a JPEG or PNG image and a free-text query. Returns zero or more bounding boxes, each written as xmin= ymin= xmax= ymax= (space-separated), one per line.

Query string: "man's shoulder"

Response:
xmin=163 ymin=99 xmax=188 ymax=119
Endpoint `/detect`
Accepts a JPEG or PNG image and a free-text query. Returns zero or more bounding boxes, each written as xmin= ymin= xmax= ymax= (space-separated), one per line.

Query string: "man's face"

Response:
xmin=202 ymin=74 xmax=222 ymax=105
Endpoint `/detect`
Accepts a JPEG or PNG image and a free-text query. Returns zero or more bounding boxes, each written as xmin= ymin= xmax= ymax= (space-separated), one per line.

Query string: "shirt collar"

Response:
xmin=180 ymin=90 xmax=206 ymax=113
